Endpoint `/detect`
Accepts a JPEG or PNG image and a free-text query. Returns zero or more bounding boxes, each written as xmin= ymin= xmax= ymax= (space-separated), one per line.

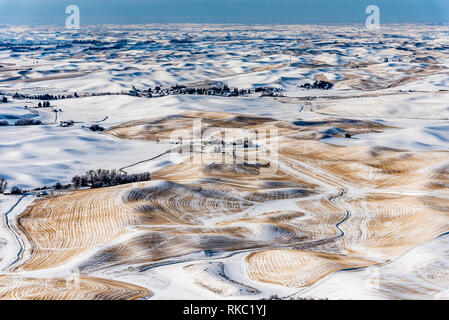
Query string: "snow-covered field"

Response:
xmin=0 ymin=24 xmax=449 ymax=300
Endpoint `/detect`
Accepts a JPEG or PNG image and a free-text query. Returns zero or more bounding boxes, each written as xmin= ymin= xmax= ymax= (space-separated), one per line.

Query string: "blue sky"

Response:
xmin=0 ymin=0 xmax=448 ymax=25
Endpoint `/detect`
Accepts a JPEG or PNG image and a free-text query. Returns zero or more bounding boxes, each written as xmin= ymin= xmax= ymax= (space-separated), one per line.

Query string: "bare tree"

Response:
xmin=0 ymin=178 xmax=7 ymax=194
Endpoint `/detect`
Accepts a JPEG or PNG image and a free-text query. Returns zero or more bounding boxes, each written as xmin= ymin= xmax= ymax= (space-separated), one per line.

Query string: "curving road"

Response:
xmin=2 ymin=195 xmax=28 ymax=269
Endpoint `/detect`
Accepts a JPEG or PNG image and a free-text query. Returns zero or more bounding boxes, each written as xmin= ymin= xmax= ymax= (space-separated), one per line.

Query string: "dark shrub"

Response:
xmin=60 ymin=120 xmax=74 ymax=127
xmin=14 ymin=119 xmax=42 ymax=126
xmin=71 ymin=175 xmax=81 ymax=188
xmin=300 ymin=80 xmax=333 ymax=90
xmin=10 ymin=186 xmax=22 ymax=194
xmin=92 ymin=181 xmax=104 ymax=188
xmin=80 ymin=176 xmax=88 ymax=187
xmin=89 ymin=124 xmax=105 ymax=132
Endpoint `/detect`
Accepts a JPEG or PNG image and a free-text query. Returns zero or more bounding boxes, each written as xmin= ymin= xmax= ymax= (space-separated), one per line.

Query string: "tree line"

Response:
xmin=0 ymin=169 xmax=151 ymax=195
xmin=12 ymin=92 xmax=79 ymax=100
xmin=71 ymin=169 xmax=151 ymax=189
xmin=131 ymin=84 xmax=283 ymax=98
